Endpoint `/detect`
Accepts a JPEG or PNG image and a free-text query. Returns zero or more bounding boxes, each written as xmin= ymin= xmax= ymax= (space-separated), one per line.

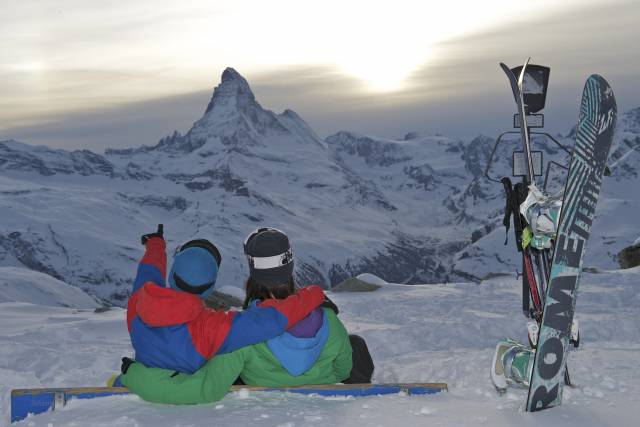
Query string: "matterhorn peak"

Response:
xmin=176 ymin=66 xmax=325 ymax=153
xmin=221 ymin=67 xmax=249 ymax=85
xmin=204 ymin=67 xmax=256 ymax=114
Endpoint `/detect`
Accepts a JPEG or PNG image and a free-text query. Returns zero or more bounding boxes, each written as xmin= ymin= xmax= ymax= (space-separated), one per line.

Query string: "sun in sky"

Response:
xmin=211 ymin=0 xmax=587 ymax=92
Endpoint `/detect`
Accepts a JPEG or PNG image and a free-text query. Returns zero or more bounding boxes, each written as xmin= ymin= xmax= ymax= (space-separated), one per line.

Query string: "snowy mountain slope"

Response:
xmin=0 ymin=68 xmax=472 ymax=303
xmin=2 ymin=267 xmax=638 ymax=426
xmin=0 ymin=267 xmax=98 ymax=308
xmin=0 ymin=140 xmax=115 ymax=177
xmin=0 ymin=173 xmax=191 ymax=303
xmin=1 ymin=68 xmax=639 ymax=305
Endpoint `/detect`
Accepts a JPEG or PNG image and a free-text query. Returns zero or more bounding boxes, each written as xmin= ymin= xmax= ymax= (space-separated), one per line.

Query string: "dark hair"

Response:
xmin=243 ymin=276 xmax=296 ymax=309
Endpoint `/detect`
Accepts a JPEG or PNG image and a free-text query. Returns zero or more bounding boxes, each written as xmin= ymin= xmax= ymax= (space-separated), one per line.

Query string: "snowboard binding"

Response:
xmin=491 ymin=339 xmax=534 ymax=393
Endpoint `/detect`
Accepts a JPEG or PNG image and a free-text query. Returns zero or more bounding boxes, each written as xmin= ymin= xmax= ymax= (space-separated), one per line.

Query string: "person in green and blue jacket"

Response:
xmin=119 ymin=227 xmax=374 ymax=404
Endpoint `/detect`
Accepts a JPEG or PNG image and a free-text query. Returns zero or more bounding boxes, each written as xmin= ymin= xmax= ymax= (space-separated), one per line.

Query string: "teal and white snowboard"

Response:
xmin=526 ymin=74 xmax=617 ymax=412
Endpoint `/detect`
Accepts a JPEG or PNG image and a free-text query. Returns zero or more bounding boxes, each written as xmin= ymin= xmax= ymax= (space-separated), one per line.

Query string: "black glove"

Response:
xmin=121 ymin=357 xmax=136 ymax=375
xmin=321 ymin=295 xmax=339 ymax=314
xmin=141 ymin=224 xmax=164 ymax=245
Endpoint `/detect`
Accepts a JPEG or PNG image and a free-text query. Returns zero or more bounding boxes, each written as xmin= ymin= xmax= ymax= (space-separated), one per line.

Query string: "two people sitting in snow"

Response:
xmin=111 ymin=224 xmax=374 ymax=404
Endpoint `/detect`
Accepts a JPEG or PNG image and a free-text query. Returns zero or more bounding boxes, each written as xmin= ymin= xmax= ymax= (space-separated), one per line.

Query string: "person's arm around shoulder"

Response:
xmin=258 ymin=285 xmax=326 ymax=328
xmin=215 ymin=285 xmax=326 ymax=354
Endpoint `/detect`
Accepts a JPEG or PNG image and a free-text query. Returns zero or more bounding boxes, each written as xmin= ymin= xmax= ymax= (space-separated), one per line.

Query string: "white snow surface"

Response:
xmin=0 ymin=267 xmax=98 ymax=308
xmin=1 ymin=268 xmax=639 ymax=426
xmin=216 ymin=285 xmax=246 ymax=302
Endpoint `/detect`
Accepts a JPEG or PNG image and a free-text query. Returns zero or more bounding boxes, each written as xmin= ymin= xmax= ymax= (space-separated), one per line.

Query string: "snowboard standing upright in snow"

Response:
xmin=526 ymin=73 xmax=617 ymax=412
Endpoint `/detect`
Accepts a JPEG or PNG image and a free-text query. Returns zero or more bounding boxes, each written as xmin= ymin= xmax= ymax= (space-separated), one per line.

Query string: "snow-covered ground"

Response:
xmin=1 ymin=268 xmax=638 ymax=426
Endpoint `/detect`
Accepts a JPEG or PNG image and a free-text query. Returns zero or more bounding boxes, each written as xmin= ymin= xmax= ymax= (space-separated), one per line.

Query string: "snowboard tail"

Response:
xmin=525 ymin=74 xmax=616 ymax=412
xmin=11 ymin=382 xmax=448 ymax=423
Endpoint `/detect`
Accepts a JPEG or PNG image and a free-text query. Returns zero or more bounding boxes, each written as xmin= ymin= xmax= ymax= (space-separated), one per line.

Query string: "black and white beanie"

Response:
xmin=243 ymin=228 xmax=294 ymax=288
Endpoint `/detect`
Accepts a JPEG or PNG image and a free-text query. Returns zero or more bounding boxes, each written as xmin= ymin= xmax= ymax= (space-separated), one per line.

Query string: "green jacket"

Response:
xmin=121 ymin=308 xmax=352 ymax=404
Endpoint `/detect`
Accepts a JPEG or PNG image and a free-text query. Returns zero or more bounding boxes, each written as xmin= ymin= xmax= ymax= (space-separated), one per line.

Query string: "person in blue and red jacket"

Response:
xmin=126 ymin=224 xmax=326 ymax=375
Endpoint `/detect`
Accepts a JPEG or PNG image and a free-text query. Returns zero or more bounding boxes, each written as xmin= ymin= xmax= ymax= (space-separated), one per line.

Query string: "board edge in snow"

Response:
xmin=10 ymin=383 xmax=448 ymax=423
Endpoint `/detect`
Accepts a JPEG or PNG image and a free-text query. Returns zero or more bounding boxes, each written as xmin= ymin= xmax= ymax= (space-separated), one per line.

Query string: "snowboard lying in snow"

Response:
xmin=11 ymin=382 xmax=448 ymax=423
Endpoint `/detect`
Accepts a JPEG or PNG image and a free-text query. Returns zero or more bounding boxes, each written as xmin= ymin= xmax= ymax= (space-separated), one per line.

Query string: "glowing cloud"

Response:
xmin=0 ymin=0 xmax=619 ymax=132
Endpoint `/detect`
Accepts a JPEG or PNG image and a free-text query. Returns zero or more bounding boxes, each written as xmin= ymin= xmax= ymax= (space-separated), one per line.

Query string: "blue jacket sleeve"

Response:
xmin=215 ymin=302 xmax=288 ymax=354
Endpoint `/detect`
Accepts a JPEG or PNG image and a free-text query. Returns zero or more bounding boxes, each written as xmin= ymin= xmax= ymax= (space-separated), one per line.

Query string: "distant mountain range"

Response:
xmin=1 ymin=68 xmax=639 ymax=305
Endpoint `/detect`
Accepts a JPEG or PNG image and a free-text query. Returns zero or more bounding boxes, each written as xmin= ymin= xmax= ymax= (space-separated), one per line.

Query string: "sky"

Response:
xmin=1 ymin=0 xmax=639 ymax=150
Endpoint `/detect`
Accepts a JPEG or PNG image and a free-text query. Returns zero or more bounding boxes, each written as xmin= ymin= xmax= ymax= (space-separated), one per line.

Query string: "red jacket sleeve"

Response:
xmin=128 ymin=237 xmax=167 ymax=331
xmin=188 ymin=309 xmax=236 ymax=359
xmin=258 ymin=285 xmax=325 ymax=328
xmin=132 ymin=237 xmax=166 ymax=293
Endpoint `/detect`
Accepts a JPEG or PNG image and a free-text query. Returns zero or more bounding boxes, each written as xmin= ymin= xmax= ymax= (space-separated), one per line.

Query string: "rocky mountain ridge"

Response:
xmin=1 ymin=67 xmax=638 ymax=304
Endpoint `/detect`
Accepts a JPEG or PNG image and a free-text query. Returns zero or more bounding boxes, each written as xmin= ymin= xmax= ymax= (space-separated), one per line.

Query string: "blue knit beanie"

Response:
xmin=168 ymin=241 xmax=221 ymax=299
